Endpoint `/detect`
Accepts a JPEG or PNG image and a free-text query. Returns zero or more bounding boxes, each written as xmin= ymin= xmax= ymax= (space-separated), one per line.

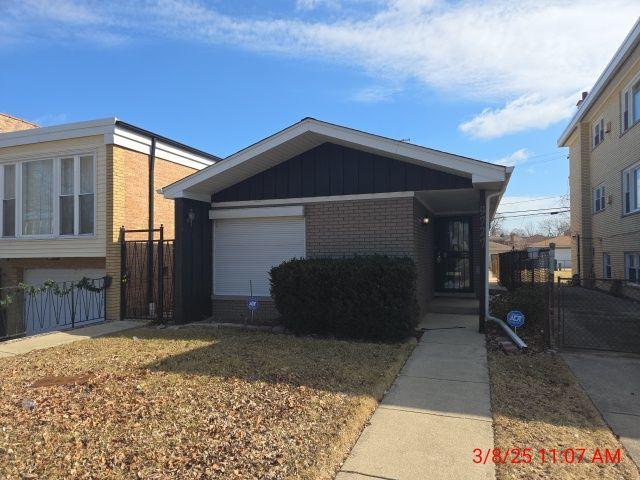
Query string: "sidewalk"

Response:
xmin=336 ymin=313 xmax=495 ymax=480
xmin=0 ymin=321 xmax=142 ymax=357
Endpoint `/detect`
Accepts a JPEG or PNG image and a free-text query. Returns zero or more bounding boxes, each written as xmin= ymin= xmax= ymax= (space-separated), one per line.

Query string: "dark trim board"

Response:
xmin=213 ymin=142 xmax=472 ymax=202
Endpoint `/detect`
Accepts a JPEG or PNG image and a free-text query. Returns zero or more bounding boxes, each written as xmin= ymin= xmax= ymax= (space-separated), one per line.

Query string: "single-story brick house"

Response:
xmin=162 ymin=118 xmax=512 ymax=330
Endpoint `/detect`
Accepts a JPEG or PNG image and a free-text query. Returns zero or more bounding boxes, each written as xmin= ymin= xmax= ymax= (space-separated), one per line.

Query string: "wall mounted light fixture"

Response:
xmin=422 ymin=216 xmax=430 ymax=225
xmin=187 ymin=209 xmax=196 ymax=227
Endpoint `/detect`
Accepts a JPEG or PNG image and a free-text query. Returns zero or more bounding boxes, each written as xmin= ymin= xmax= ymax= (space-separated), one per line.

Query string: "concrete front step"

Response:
xmin=429 ymin=297 xmax=480 ymax=315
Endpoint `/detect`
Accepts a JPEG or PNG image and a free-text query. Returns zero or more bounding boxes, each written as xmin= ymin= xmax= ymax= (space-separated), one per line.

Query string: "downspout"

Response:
xmin=146 ymin=137 xmax=157 ymax=310
xmin=484 ymin=190 xmax=527 ymax=350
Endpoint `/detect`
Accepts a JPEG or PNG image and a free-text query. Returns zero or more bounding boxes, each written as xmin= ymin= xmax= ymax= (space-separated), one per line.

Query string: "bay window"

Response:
xmin=0 ymin=153 xmax=95 ymax=238
xmin=623 ymin=161 xmax=640 ymax=215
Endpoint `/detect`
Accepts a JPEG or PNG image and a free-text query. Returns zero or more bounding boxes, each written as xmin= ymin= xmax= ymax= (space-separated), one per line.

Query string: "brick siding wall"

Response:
xmin=0 ymin=114 xmax=38 ymax=133
xmin=212 ymin=195 xmax=438 ymax=324
xmin=105 ymin=145 xmax=198 ymax=320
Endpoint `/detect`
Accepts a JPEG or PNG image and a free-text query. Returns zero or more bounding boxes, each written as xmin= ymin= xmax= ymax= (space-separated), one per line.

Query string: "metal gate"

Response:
xmin=557 ymin=277 xmax=640 ymax=353
xmin=120 ymin=226 xmax=174 ymax=322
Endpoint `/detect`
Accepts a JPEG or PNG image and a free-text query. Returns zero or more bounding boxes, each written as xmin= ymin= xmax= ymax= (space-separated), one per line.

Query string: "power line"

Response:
xmin=495 ymin=209 xmax=570 ymax=219
xmin=498 ymin=206 xmax=569 ymax=214
xmin=500 ymin=195 xmax=566 ymax=206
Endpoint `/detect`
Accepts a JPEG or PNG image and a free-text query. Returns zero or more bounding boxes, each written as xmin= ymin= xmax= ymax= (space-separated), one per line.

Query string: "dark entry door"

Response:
xmin=435 ymin=217 xmax=473 ymax=292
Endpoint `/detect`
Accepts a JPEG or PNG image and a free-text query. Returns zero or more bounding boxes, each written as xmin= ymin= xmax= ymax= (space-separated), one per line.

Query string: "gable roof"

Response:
xmin=162 ymin=118 xmax=510 ymax=201
xmin=489 ymin=241 xmax=512 ymax=254
xmin=558 ymin=18 xmax=640 ymax=146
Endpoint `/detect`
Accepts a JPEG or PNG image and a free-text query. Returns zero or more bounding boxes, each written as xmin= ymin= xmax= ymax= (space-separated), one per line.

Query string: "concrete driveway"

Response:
xmin=563 ymin=350 xmax=640 ymax=468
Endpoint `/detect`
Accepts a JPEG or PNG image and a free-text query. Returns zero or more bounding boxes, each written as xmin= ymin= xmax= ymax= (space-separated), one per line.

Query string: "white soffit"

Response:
xmin=162 ymin=119 xmax=506 ymax=199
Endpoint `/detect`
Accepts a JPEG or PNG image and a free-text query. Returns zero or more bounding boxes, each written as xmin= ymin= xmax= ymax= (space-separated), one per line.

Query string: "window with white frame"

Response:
xmin=621 ymin=76 xmax=640 ymax=133
xmin=593 ymin=184 xmax=605 ymax=213
xmin=0 ymin=154 xmax=95 ymax=238
xmin=626 ymin=252 xmax=640 ymax=284
xmin=603 ymin=252 xmax=611 ymax=279
xmin=1 ymin=164 xmax=15 ymax=237
xmin=593 ymin=117 xmax=605 ymax=147
xmin=623 ymin=161 xmax=640 ymax=215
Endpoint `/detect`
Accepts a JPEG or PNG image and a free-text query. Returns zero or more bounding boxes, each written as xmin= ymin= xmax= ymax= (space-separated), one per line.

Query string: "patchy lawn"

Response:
xmin=0 ymin=327 xmax=413 ymax=479
xmin=487 ymin=342 xmax=639 ymax=479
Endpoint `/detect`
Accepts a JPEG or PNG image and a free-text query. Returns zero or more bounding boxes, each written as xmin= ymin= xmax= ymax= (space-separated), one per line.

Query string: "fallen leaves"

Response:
xmin=0 ymin=327 xmax=411 ymax=479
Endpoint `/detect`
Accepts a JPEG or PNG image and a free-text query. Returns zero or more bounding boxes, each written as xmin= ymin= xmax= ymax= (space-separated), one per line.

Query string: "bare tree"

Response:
xmin=490 ymin=216 xmax=505 ymax=237
xmin=539 ymin=214 xmax=570 ymax=237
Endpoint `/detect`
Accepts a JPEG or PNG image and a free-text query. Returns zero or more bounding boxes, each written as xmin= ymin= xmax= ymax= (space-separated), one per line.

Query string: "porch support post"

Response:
xmin=479 ymin=190 xmax=487 ymax=333
xmin=174 ymin=197 xmax=212 ymax=324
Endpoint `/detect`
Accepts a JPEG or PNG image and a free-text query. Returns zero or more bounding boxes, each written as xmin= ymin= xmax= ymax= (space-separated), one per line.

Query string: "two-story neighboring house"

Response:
xmin=558 ymin=19 xmax=640 ymax=285
xmin=0 ymin=116 xmax=218 ymax=329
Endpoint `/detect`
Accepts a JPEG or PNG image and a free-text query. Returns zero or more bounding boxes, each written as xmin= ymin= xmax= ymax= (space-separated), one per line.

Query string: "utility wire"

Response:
xmin=500 ymin=195 xmax=566 ymax=206
xmin=494 ymin=210 xmax=570 ymax=219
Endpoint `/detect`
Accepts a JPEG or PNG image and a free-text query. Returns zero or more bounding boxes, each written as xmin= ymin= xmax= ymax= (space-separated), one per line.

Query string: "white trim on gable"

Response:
xmin=162 ymin=118 xmax=507 ymax=199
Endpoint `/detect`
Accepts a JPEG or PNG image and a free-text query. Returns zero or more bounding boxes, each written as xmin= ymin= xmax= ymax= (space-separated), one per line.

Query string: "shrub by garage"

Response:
xmin=269 ymin=256 xmax=419 ymax=341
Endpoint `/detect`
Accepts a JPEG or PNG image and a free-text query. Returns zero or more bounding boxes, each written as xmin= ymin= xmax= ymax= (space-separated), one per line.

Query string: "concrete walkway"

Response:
xmin=336 ymin=313 xmax=495 ymax=480
xmin=564 ymin=351 xmax=640 ymax=468
xmin=0 ymin=321 xmax=142 ymax=357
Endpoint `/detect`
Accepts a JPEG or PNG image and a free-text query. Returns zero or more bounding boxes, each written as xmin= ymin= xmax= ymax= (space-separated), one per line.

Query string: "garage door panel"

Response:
xmin=214 ymin=216 xmax=305 ymax=297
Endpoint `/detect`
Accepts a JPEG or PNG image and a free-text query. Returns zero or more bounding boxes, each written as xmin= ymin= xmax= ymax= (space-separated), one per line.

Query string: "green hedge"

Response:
xmin=269 ymin=256 xmax=419 ymax=341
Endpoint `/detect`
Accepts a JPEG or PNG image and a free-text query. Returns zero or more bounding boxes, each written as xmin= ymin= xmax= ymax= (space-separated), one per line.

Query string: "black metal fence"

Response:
xmin=557 ymin=277 xmax=640 ymax=353
xmin=0 ymin=277 xmax=110 ymax=342
xmin=497 ymin=248 xmax=552 ymax=291
xmin=120 ymin=226 xmax=174 ymax=323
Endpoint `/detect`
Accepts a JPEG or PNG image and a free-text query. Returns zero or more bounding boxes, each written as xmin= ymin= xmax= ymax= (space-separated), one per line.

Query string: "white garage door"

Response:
xmin=23 ymin=268 xmax=106 ymax=335
xmin=214 ymin=217 xmax=305 ymax=296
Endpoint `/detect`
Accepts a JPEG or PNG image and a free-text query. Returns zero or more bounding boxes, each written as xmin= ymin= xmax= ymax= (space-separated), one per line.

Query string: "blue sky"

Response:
xmin=1 ymin=0 xmax=639 ymax=233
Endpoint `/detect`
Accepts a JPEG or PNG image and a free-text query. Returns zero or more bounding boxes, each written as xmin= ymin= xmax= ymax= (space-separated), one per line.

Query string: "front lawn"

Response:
xmin=487 ymin=343 xmax=639 ymax=480
xmin=0 ymin=327 xmax=413 ymax=479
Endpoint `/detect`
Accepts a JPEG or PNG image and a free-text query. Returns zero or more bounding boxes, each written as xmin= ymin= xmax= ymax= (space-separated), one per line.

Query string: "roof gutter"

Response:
xmin=115 ymin=120 xmax=221 ymax=162
xmin=557 ymin=17 xmax=640 ymax=147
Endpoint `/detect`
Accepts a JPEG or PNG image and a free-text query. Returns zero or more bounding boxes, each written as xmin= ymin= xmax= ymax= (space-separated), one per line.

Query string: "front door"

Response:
xmin=435 ymin=217 xmax=473 ymax=292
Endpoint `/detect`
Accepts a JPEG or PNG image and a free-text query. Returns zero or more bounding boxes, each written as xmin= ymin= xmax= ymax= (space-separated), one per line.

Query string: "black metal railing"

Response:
xmin=120 ymin=226 xmax=174 ymax=323
xmin=0 ymin=276 xmax=110 ymax=342
xmin=497 ymin=247 xmax=552 ymax=291
xmin=557 ymin=277 xmax=640 ymax=353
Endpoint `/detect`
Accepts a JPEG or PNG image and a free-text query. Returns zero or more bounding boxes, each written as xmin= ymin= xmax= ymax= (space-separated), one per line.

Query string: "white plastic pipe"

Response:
xmin=484 ymin=190 xmax=527 ymax=350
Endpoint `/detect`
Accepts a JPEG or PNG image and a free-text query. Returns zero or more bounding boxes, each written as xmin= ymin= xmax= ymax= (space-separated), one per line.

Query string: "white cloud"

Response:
xmin=351 ymin=84 xmax=400 ymax=103
xmin=2 ymin=0 xmax=639 ymax=138
xmin=459 ymin=94 xmax=577 ymax=139
xmin=493 ymin=148 xmax=531 ymax=167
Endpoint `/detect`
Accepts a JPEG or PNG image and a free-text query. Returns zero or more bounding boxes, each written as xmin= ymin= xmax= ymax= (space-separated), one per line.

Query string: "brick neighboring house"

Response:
xmin=0 ymin=117 xmax=218 ymax=331
xmin=162 ymin=118 xmax=512 ymax=329
xmin=0 ymin=113 xmax=39 ymax=133
xmin=558 ymin=19 xmax=640 ymax=284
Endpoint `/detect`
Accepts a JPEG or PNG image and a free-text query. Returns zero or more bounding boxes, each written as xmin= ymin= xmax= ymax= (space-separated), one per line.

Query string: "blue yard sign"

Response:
xmin=506 ymin=310 xmax=525 ymax=329
xmin=247 ymin=298 xmax=259 ymax=311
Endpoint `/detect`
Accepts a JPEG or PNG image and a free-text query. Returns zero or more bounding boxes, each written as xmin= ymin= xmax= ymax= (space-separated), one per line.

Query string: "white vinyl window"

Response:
xmin=0 ymin=164 xmax=16 ymax=237
xmin=603 ymin=252 xmax=611 ymax=279
xmin=623 ymin=161 xmax=640 ymax=215
xmin=626 ymin=253 xmax=640 ymax=284
xmin=621 ymin=75 xmax=640 ymax=133
xmin=593 ymin=117 xmax=605 ymax=147
xmin=593 ymin=184 xmax=605 ymax=213
xmin=0 ymin=153 xmax=95 ymax=238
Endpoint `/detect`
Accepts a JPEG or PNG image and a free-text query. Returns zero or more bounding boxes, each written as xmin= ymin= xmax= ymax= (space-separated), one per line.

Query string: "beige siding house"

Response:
xmin=0 ymin=117 xmax=218 ymax=325
xmin=558 ymin=19 xmax=640 ymax=285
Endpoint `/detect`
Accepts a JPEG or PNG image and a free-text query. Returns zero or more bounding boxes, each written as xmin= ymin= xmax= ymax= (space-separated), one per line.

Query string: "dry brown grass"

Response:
xmin=488 ymin=348 xmax=639 ymax=479
xmin=0 ymin=327 xmax=413 ymax=479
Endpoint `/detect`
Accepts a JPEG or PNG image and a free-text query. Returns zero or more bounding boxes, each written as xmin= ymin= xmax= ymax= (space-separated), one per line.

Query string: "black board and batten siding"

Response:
xmin=213 ymin=143 xmax=472 ymax=202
